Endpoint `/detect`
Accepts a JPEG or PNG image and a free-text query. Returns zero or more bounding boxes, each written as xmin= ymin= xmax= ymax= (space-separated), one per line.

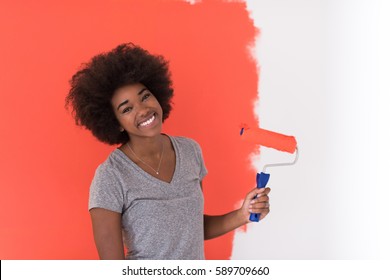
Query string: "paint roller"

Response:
xmin=240 ymin=123 xmax=299 ymax=222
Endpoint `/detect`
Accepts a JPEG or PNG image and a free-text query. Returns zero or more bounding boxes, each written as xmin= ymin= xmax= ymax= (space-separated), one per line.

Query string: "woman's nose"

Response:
xmin=136 ymin=104 xmax=151 ymax=117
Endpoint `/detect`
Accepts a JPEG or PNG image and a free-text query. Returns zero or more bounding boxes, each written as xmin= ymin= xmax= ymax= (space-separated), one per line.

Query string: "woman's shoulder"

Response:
xmin=93 ymin=149 xmax=125 ymax=176
xmin=170 ymin=135 xmax=200 ymax=147
xmin=169 ymin=135 xmax=203 ymax=157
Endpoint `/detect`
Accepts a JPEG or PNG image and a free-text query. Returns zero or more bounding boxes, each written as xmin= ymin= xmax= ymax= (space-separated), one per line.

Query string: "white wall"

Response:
xmin=232 ymin=0 xmax=390 ymax=259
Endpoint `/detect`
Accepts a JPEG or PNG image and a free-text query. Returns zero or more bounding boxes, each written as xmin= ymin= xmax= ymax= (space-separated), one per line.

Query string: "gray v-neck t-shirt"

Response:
xmin=88 ymin=135 xmax=208 ymax=259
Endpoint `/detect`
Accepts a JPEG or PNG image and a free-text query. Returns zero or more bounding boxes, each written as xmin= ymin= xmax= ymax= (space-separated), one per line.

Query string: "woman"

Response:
xmin=65 ymin=43 xmax=270 ymax=259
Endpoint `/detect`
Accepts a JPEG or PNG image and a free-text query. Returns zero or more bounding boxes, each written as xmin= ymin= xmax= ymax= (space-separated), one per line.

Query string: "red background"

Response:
xmin=0 ymin=0 xmax=259 ymax=259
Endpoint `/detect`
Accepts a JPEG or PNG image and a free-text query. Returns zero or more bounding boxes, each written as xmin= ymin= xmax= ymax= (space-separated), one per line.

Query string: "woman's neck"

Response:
xmin=125 ymin=133 xmax=165 ymax=159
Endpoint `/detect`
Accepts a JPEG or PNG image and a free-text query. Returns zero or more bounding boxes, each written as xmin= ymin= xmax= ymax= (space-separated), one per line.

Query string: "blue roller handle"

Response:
xmin=249 ymin=172 xmax=270 ymax=222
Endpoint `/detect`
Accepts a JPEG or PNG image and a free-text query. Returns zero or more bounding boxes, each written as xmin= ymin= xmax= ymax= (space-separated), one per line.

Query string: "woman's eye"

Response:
xmin=142 ymin=93 xmax=151 ymax=101
xmin=123 ymin=107 xmax=132 ymax=113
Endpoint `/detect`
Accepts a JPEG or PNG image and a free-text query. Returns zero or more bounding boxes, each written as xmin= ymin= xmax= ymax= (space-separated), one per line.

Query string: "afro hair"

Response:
xmin=65 ymin=43 xmax=174 ymax=145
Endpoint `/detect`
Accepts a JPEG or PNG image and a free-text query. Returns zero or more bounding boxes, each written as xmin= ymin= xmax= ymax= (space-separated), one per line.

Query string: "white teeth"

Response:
xmin=139 ymin=114 xmax=155 ymax=127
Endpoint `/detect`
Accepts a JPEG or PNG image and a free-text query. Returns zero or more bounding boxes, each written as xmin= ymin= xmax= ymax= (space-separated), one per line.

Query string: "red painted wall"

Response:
xmin=0 ymin=0 xmax=258 ymax=259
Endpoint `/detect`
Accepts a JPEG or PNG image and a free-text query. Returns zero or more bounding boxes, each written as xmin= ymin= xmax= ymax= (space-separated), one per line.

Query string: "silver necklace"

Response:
xmin=126 ymin=140 xmax=164 ymax=175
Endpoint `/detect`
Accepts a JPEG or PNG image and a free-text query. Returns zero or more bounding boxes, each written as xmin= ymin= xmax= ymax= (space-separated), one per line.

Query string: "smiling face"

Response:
xmin=111 ymin=83 xmax=163 ymax=141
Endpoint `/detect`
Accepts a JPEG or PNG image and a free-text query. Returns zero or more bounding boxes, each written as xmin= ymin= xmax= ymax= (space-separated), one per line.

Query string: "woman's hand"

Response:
xmin=203 ymin=186 xmax=271 ymax=240
xmin=239 ymin=187 xmax=271 ymax=223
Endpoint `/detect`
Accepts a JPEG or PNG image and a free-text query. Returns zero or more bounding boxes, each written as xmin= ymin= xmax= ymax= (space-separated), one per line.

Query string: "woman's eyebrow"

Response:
xmin=116 ymin=88 xmax=148 ymax=111
xmin=117 ymin=100 xmax=128 ymax=111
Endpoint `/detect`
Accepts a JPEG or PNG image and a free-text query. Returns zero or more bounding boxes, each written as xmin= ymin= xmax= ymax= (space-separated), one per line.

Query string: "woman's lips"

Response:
xmin=138 ymin=113 xmax=157 ymax=128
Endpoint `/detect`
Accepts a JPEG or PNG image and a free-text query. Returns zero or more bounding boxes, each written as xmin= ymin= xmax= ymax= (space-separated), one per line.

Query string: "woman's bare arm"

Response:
xmin=89 ymin=208 xmax=125 ymax=259
xmin=201 ymin=182 xmax=271 ymax=240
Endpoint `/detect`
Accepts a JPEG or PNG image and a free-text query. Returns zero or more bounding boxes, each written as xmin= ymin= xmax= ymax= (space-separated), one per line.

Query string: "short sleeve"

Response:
xmin=191 ymin=140 xmax=208 ymax=181
xmin=88 ymin=164 xmax=124 ymax=213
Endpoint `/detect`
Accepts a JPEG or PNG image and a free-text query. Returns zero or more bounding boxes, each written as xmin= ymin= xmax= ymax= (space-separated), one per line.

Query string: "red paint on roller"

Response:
xmin=241 ymin=124 xmax=297 ymax=153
